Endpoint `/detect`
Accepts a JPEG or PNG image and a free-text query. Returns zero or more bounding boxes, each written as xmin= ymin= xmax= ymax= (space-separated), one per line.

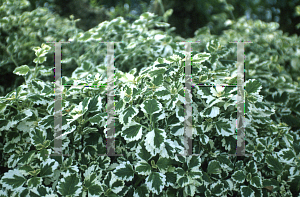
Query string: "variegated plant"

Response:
xmin=1 ymin=4 xmax=300 ymax=197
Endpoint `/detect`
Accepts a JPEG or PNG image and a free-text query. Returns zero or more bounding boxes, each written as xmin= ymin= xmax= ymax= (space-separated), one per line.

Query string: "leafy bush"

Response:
xmin=0 ymin=0 xmax=80 ymax=96
xmin=191 ymin=16 xmax=300 ymax=131
xmin=0 ymin=4 xmax=300 ymax=197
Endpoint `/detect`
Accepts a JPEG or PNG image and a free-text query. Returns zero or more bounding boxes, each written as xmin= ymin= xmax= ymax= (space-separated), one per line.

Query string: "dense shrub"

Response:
xmin=0 ymin=0 xmax=81 ymax=96
xmin=0 ymin=1 xmax=300 ymax=196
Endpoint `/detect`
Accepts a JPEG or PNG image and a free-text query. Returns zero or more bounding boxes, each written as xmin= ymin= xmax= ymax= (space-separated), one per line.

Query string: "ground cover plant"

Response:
xmin=0 ymin=0 xmax=300 ymax=196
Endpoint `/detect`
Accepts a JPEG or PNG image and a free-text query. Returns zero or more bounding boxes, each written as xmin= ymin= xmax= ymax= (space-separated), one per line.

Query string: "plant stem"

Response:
xmin=134 ymin=174 xmax=144 ymax=188
xmin=140 ymin=124 xmax=151 ymax=132
xmin=0 ymin=42 xmax=18 ymax=67
xmin=224 ymin=0 xmax=235 ymax=20
xmin=150 ymin=114 xmax=155 ymax=130
xmin=9 ymin=104 xmax=18 ymax=110
xmin=33 ymin=62 xmax=39 ymax=79
xmin=157 ymin=0 xmax=165 ymax=16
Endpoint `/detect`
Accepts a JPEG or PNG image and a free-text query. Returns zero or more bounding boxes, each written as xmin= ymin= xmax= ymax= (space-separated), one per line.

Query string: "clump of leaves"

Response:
xmin=0 ymin=5 xmax=300 ymax=197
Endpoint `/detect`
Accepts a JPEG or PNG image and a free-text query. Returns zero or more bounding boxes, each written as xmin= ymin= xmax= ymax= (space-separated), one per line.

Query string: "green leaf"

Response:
xmin=215 ymin=118 xmax=234 ymax=136
xmin=113 ymin=161 xmax=134 ymax=181
xmin=240 ymin=186 xmax=255 ymax=197
xmin=207 ymin=160 xmax=221 ymax=174
xmin=206 ymin=40 xmax=220 ymax=52
xmin=13 ymin=65 xmax=30 ymax=76
xmin=201 ymin=106 xmax=220 ymax=118
xmin=0 ymin=119 xmax=18 ymax=132
xmin=199 ymin=134 xmax=209 ymax=145
xmin=57 ymin=172 xmax=82 ymax=196
xmin=134 ymin=185 xmax=149 ymax=196
xmin=41 ymin=43 xmax=51 ymax=51
xmin=78 ymin=32 xmax=92 ymax=42
xmin=271 ymin=91 xmax=289 ymax=104
xmin=152 ymin=74 xmax=164 ymax=86
xmin=145 ymin=172 xmax=166 ymax=195
xmin=155 ymin=22 xmax=170 ymax=27
xmin=121 ymin=121 xmax=143 ymax=141
xmin=277 ymin=148 xmax=296 ymax=164
xmin=245 ymin=79 xmax=262 ymax=94
xmin=0 ymin=102 xmax=7 ymax=114
xmin=144 ymin=128 xmax=166 ymax=156
xmin=36 ymin=49 xmax=48 ymax=57
xmin=250 ymin=175 xmax=263 ymax=188
xmin=40 ymin=158 xmax=59 ymax=178
xmin=232 ymin=170 xmax=246 ymax=183
xmin=154 ymin=86 xmax=171 ymax=100
xmin=192 ymin=52 xmax=210 ymax=64
xmin=296 ymin=5 xmax=300 ymax=16
xmin=210 ymin=181 xmax=224 ymax=196
xmin=88 ymin=95 xmax=101 ymax=112
xmin=200 ymin=120 xmax=213 ymax=133
xmin=18 ymin=165 xmax=34 ymax=175
xmin=18 ymin=150 xmax=36 ymax=165
xmin=141 ymin=99 xmax=163 ymax=115
xmin=27 ymin=177 xmax=42 ymax=188
xmin=282 ymin=114 xmax=300 ymax=127
xmin=245 ymin=160 xmax=258 ymax=174
xmin=119 ymin=106 xmax=139 ymax=125
xmin=263 ymin=178 xmax=280 ymax=192
xmin=135 ymin=160 xmax=152 ymax=176
xmin=136 ymin=141 xmax=152 ymax=161
xmin=27 ymin=94 xmax=52 ymax=105
xmin=156 ymin=157 xmax=172 ymax=172
xmin=177 ymin=174 xmax=189 ymax=187
xmin=149 ymin=68 xmax=167 ymax=77
xmin=82 ymin=127 xmax=98 ymax=135
xmin=88 ymin=183 xmax=103 ymax=196
xmin=0 ymin=17 xmax=9 ymax=23
xmin=265 ymin=154 xmax=283 ymax=171
xmin=115 ymin=99 xmax=125 ymax=112
xmin=187 ymin=156 xmax=201 ymax=170
xmin=29 ymin=127 xmax=46 ymax=150
xmin=33 ymin=56 xmax=47 ymax=64
xmin=89 ymin=112 xmax=107 ymax=126
xmin=0 ymin=169 xmax=27 ymax=190
xmin=141 ymin=12 xmax=155 ymax=20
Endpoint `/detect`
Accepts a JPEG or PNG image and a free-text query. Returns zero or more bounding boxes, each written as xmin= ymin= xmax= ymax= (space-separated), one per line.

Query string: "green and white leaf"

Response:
xmin=135 ymin=142 xmax=152 ymax=161
xmin=215 ymin=118 xmax=235 ymax=136
xmin=140 ymin=99 xmax=163 ymax=115
xmin=154 ymin=86 xmax=171 ymax=100
xmin=144 ymin=128 xmax=166 ymax=156
xmin=145 ymin=172 xmax=166 ymax=195
xmin=27 ymin=177 xmax=42 ymax=188
xmin=265 ymin=154 xmax=283 ymax=171
xmin=113 ymin=161 xmax=134 ymax=181
xmin=0 ymin=169 xmax=27 ymax=190
xmin=277 ymin=148 xmax=296 ymax=164
xmin=56 ymin=171 xmax=82 ymax=196
xmin=40 ymin=158 xmax=59 ymax=178
xmin=240 ymin=186 xmax=255 ymax=197
xmin=119 ymin=106 xmax=139 ymax=125
xmin=192 ymin=52 xmax=210 ymax=64
xmin=29 ymin=127 xmax=47 ymax=150
xmin=250 ymin=175 xmax=263 ymax=188
xmin=135 ymin=160 xmax=152 ymax=176
xmin=13 ymin=65 xmax=30 ymax=76
xmin=207 ymin=160 xmax=222 ymax=175
xmin=245 ymin=79 xmax=262 ymax=94
xmin=232 ymin=170 xmax=246 ymax=183
xmin=121 ymin=121 xmax=143 ymax=142
xmin=200 ymin=106 xmax=220 ymax=118
xmin=210 ymin=180 xmax=224 ymax=196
